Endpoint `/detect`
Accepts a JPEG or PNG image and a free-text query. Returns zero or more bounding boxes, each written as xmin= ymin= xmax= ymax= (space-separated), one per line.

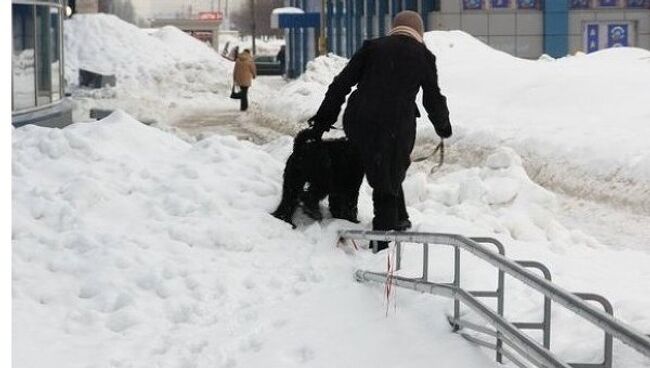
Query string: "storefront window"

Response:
xmin=570 ymin=0 xmax=591 ymax=8
xmin=12 ymin=4 xmax=36 ymax=110
xmin=50 ymin=7 xmax=62 ymax=101
xmin=36 ymin=5 xmax=53 ymax=105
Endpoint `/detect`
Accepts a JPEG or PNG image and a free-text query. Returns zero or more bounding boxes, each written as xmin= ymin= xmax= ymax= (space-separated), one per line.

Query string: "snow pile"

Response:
xmin=64 ymin=14 xmax=234 ymax=123
xmin=13 ymin=112 xmax=650 ymax=367
xmin=12 ymin=111 xmax=491 ymax=368
xmin=261 ymin=30 xmax=650 ymax=212
xmin=262 ymin=54 xmax=348 ymax=122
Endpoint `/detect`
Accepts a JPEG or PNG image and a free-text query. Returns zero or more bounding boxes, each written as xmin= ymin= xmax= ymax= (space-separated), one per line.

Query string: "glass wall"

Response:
xmin=13 ymin=4 xmax=36 ymax=110
xmin=12 ymin=1 xmax=64 ymax=112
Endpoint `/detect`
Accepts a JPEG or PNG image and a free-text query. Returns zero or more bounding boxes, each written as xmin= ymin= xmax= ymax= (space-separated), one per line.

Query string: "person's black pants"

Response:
xmin=240 ymin=86 xmax=249 ymax=111
xmin=372 ymin=186 xmax=408 ymax=231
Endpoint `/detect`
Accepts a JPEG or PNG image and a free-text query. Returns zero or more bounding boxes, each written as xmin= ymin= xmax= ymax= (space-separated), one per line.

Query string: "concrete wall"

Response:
xmin=76 ymin=0 xmax=98 ymax=14
xmin=429 ymin=0 xmax=544 ymax=59
xmin=569 ymin=9 xmax=650 ymax=53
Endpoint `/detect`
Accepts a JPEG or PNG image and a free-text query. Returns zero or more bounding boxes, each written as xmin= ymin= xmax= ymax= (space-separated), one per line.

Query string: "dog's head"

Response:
xmin=292 ymin=129 xmax=332 ymax=170
xmin=293 ymin=129 xmax=321 ymax=151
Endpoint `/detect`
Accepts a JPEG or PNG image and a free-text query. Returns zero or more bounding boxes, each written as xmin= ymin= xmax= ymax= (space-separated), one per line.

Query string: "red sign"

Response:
xmin=198 ymin=12 xmax=223 ymax=21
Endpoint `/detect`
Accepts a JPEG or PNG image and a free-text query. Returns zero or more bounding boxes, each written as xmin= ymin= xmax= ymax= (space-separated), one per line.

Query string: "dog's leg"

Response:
xmin=301 ymin=182 xmax=327 ymax=221
xmin=272 ymin=155 xmax=305 ymax=228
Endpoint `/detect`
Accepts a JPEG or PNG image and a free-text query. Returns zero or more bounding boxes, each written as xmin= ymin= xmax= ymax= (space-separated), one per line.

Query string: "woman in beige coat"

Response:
xmin=233 ymin=49 xmax=257 ymax=111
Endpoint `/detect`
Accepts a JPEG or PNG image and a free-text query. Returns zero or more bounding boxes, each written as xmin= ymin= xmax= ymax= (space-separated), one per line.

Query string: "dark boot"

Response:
xmin=369 ymin=240 xmax=390 ymax=253
xmin=395 ymin=219 xmax=412 ymax=231
xmin=396 ymin=186 xmax=410 ymax=231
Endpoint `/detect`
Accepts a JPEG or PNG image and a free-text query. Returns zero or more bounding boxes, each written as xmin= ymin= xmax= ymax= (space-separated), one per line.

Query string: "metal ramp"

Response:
xmin=339 ymin=230 xmax=650 ymax=368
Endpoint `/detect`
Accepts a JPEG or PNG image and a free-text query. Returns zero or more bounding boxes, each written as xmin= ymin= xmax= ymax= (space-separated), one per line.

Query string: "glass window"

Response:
xmin=36 ymin=6 xmax=53 ymax=106
xmin=50 ymin=7 xmax=62 ymax=101
xmin=626 ymin=0 xmax=650 ymax=8
xmin=517 ymin=0 xmax=540 ymax=9
xmin=570 ymin=0 xmax=592 ymax=8
xmin=599 ymin=0 xmax=619 ymax=6
xmin=491 ymin=0 xmax=512 ymax=8
xmin=12 ymin=4 xmax=36 ymax=110
xmin=463 ymin=0 xmax=484 ymax=10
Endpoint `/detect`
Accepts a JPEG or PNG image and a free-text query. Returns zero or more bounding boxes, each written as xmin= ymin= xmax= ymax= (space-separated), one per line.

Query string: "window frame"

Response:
xmin=12 ymin=0 xmax=65 ymax=114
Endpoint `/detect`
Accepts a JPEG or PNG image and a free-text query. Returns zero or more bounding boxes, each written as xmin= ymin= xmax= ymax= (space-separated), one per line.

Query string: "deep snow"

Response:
xmin=64 ymin=14 xmax=236 ymax=124
xmin=12 ymin=111 xmax=650 ymax=367
xmin=12 ymin=13 xmax=650 ymax=368
xmin=261 ymin=31 xmax=650 ymax=213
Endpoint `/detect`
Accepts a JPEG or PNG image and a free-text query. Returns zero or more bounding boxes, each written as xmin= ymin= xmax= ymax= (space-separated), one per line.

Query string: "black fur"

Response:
xmin=272 ymin=129 xmax=364 ymax=228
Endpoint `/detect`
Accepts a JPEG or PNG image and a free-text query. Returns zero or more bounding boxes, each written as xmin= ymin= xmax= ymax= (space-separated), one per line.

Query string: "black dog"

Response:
xmin=272 ymin=129 xmax=364 ymax=228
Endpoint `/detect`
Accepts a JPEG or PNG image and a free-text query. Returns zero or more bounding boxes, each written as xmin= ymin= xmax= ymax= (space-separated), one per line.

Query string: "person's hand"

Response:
xmin=301 ymin=126 xmax=325 ymax=141
xmin=308 ymin=115 xmax=334 ymax=132
xmin=430 ymin=115 xmax=452 ymax=139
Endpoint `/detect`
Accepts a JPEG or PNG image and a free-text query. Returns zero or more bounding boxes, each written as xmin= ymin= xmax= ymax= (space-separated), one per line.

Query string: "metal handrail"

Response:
xmin=339 ymin=230 xmax=650 ymax=366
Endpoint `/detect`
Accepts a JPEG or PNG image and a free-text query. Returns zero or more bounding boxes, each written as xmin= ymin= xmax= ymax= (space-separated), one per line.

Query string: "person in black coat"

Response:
xmin=308 ymin=11 xmax=452 ymax=251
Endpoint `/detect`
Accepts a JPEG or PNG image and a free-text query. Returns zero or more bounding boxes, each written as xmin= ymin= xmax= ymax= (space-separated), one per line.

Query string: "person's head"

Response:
xmin=391 ymin=10 xmax=424 ymax=38
xmin=243 ymin=49 xmax=251 ymax=54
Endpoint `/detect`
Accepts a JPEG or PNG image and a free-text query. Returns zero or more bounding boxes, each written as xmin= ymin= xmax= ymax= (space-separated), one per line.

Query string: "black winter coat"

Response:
xmin=312 ymin=35 xmax=451 ymax=195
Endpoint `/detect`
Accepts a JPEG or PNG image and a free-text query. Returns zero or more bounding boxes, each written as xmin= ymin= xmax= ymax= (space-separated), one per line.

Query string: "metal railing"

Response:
xmin=339 ymin=230 xmax=650 ymax=367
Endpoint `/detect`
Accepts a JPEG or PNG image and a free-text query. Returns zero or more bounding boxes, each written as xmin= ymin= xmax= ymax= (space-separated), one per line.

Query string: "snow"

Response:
xmin=12 ymin=111 xmax=493 ymax=367
xmin=262 ymin=31 xmax=650 ymax=212
xmin=64 ymin=14 xmax=235 ymax=124
xmin=13 ymin=15 xmax=650 ymax=368
xmin=272 ymin=7 xmax=305 ymax=15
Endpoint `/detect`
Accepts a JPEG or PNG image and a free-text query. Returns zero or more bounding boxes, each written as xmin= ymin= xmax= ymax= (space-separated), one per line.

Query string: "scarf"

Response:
xmin=388 ymin=25 xmax=423 ymax=43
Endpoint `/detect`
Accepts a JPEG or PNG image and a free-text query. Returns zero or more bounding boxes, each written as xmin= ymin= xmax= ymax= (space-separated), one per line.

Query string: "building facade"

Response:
xmin=12 ymin=0 xmax=72 ymax=128
xmin=282 ymin=0 xmax=649 ymax=76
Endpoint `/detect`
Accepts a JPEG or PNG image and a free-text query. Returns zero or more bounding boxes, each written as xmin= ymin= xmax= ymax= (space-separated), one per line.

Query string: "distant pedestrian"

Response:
xmin=307 ymin=11 xmax=452 ymax=252
xmin=232 ymin=49 xmax=257 ymax=111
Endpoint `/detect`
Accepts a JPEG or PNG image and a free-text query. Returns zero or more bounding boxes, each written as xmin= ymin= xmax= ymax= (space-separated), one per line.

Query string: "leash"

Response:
xmin=412 ymin=140 xmax=445 ymax=173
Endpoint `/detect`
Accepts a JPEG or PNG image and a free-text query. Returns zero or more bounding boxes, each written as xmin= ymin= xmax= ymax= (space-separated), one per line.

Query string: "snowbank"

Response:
xmin=12 ymin=111 xmax=491 ymax=368
xmin=64 ymin=14 xmax=235 ymax=123
xmin=12 ymin=112 xmax=650 ymax=367
xmin=260 ymin=31 xmax=650 ymax=212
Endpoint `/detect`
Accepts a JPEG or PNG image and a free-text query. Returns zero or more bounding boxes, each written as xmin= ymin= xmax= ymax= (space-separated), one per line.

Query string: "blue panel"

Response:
xmin=367 ymin=0 xmax=375 ymax=39
xmin=392 ymin=0 xmax=401 ymax=15
xmin=278 ymin=13 xmax=321 ymax=28
xmin=599 ymin=0 xmax=618 ymax=6
xmin=336 ymin=0 xmax=343 ymax=54
xmin=346 ymin=0 xmax=353 ymax=56
xmin=586 ymin=24 xmax=599 ymax=53
xmin=626 ymin=0 xmax=650 ymax=8
xmin=404 ymin=0 xmax=417 ymax=10
xmin=378 ymin=0 xmax=387 ymax=36
xmin=608 ymin=24 xmax=629 ymax=47
xmin=302 ymin=28 xmax=308 ymax=73
xmin=327 ymin=0 xmax=334 ymax=52
xmin=421 ymin=0 xmax=439 ymax=30
xmin=570 ymin=0 xmax=591 ymax=9
xmin=543 ymin=0 xmax=568 ymax=57
xmin=517 ymin=0 xmax=540 ymax=9
xmin=355 ymin=0 xmax=363 ymax=49
xmin=463 ymin=0 xmax=484 ymax=9
xmin=491 ymin=0 xmax=511 ymax=8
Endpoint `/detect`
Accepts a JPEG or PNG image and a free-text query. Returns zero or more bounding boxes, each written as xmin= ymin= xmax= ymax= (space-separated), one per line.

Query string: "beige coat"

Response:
xmin=233 ymin=52 xmax=256 ymax=87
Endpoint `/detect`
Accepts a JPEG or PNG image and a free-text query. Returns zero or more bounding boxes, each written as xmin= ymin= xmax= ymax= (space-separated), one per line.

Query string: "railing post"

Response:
xmin=396 ymin=241 xmax=402 ymax=271
xmin=453 ymin=245 xmax=461 ymax=329
xmin=422 ymin=243 xmax=428 ymax=281
xmin=470 ymin=237 xmax=507 ymax=363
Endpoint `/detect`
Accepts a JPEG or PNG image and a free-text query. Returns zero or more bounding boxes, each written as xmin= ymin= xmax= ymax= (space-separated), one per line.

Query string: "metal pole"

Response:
xmin=340 ymin=230 xmax=650 ymax=359
xmin=250 ymin=0 xmax=256 ymax=55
